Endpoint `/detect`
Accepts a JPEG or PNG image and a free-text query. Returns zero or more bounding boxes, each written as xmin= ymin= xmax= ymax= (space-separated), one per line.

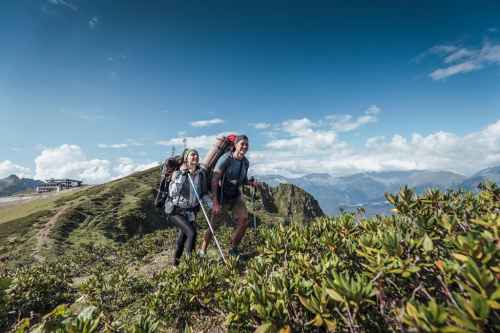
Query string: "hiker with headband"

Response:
xmin=165 ymin=149 xmax=211 ymax=266
xmin=199 ymin=135 xmax=258 ymax=257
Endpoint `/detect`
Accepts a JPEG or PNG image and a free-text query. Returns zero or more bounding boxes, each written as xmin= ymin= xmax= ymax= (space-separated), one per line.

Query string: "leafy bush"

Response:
xmin=79 ymin=265 xmax=152 ymax=315
xmin=3 ymin=182 xmax=499 ymax=332
xmin=146 ymin=255 xmax=237 ymax=327
xmin=221 ymin=184 xmax=500 ymax=332
xmin=0 ymin=277 xmax=9 ymax=330
xmin=5 ymin=262 xmax=74 ymax=324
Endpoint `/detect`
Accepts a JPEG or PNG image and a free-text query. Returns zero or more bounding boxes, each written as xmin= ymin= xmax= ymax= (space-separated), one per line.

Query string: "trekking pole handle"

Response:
xmin=186 ymin=172 xmax=227 ymax=264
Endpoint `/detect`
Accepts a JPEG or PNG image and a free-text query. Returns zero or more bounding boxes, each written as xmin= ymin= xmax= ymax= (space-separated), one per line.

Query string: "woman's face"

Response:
xmin=186 ymin=151 xmax=199 ymax=165
xmin=234 ymin=139 xmax=249 ymax=158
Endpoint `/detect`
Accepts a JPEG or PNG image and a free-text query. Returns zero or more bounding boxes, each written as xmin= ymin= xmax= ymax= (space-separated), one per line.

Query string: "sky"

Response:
xmin=1 ymin=0 xmax=499 ymax=183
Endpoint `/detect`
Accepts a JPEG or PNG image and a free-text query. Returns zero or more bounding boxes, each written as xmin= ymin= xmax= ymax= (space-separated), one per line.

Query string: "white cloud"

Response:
xmin=266 ymin=131 xmax=338 ymax=150
xmin=157 ymin=134 xmax=220 ymax=150
xmin=281 ymin=118 xmax=316 ymax=135
xmin=251 ymin=122 xmax=272 ymax=130
xmin=444 ymin=48 xmax=476 ymax=63
xmin=430 ymin=45 xmax=459 ymax=54
xmin=98 ymin=140 xmax=142 ymax=149
xmin=414 ymin=45 xmax=457 ymax=63
xmin=261 ymin=106 xmax=379 ymax=154
xmin=34 ymin=144 xmax=157 ymax=184
xmin=48 ymin=0 xmax=77 ymax=11
xmin=430 ymin=61 xmax=482 ymax=80
xmin=89 ymin=16 xmax=99 ymax=29
xmin=365 ymin=136 xmax=385 ymax=148
xmin=365 ymin=105 xmax=381 ymax=115
xmin=0 ymin=160 xmax=32 ymax=179
xmin=420 ymin=41 xmax=500 ymax=80
xmin=125 ymin=139 xmax=144 ymax=147
xmin=190 ymin=118 xmax=224 ymax=127
xmin=98 ymin=144 xmax=129 ymax=149
xmin=35 ymin=145 xmax=111 ymax=183
xmin=327 ymin=105 xmax=381 ymax=132
xmin=251 ymin=119 xmax=500 ymax=177
xmin=113 ymin=158 xmax=159 ymax=179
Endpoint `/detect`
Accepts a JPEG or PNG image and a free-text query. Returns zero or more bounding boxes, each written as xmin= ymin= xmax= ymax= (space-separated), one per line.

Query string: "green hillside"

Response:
xmin=0 ymin=166 xmax=323 ymax=269
xmin=0 ymin=174 xmax=498 ymax=332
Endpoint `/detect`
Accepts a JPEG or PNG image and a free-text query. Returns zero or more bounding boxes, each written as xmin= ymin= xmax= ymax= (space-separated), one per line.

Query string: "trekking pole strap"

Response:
xmin=187 ymin=173 xmax=227 ymax=264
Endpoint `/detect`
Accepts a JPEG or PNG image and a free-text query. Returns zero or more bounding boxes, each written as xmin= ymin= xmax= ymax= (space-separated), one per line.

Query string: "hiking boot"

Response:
xmin=228 ymin=248 xmax=240 ymax=257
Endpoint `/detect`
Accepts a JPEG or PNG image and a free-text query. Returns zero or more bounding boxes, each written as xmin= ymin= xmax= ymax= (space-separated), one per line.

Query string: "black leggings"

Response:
xmin=170 ymin=214 xmax=197 ymax=265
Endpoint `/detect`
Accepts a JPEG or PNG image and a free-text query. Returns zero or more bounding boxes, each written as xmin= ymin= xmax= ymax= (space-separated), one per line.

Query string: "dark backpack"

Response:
xmin=154 ymin=154 xmax=184 ymax=209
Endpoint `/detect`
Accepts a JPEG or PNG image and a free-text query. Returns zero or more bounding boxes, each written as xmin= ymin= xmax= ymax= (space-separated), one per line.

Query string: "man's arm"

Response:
xmin=211 ymin=171 xmax=222 ymax=204
xmin=210 ymin=171 xmax=222 ymax=215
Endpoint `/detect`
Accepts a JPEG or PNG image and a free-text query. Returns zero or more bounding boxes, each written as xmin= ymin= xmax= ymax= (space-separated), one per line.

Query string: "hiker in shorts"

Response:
xmin=199 ymin=135 xmax=257 ymax=257
xmin=165 ymin=149 xmax=211 ymax=266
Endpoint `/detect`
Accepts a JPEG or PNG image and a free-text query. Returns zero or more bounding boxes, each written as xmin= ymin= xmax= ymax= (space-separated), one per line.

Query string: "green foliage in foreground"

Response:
xmin=0 ymin=183 xmax=498 ymax=332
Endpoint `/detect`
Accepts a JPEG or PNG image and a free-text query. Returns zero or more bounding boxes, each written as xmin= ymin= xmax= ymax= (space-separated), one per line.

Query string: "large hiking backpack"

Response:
xmin=200 ymin=134 xmax=237 ymax=192
xmin=154 ymin=153 xmax=184 ymax=209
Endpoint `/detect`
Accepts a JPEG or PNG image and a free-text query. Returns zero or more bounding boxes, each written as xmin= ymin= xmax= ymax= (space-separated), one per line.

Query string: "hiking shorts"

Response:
xmin=211 ymin=195 xmax=248 ymax=227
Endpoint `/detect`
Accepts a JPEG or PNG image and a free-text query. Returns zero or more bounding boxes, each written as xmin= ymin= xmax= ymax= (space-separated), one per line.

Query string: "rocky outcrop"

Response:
xmin=242 ymin=182 xmax=324 ymax=224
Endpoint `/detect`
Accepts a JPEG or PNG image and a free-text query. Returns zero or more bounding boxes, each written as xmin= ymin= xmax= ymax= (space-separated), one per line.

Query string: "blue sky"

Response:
xmin=1 ymin=0 xmax=499 ymax=182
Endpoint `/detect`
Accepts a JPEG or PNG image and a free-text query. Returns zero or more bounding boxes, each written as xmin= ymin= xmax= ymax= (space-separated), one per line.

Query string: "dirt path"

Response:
xmin=32 ymin=205 xmax=70 ymax=261
xmin=131 ymin=249 xmax=174 ymax=278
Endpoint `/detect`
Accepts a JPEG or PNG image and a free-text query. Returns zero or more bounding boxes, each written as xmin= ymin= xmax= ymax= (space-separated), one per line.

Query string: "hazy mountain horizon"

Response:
xmin=257 ymin=165 xmax=499 ymax=215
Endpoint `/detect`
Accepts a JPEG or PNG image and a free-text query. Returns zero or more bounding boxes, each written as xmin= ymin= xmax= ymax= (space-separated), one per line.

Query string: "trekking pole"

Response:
xmin=186 ymin=172 xmax=227 ymax=264
xmin=252 ymin=185 xmax=257 ymax=229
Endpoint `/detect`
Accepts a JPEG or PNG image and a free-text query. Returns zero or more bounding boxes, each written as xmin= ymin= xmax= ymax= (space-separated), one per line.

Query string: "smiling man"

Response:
xmin=200 ymin=135 xmax=256 ymax=257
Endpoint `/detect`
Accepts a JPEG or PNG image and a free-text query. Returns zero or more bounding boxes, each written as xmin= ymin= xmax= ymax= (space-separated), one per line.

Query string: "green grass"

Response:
xmin=0 ymin=210 xmax=53 ymax=243
xmin=0 ymin=198 xmax=57 ymax=224
xmin=0 ymin=188 xmax=88 ymax=224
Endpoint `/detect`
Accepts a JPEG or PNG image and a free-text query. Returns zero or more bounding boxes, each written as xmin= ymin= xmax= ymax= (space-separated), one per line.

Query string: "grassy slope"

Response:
xmin=0 ymin=166 xmax=322 ymax=269
xmin=0 ymin=196 xmax=58 ymax=224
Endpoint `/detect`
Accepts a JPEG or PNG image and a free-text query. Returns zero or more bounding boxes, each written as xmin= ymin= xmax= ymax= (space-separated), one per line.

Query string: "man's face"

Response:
xmin=235 ymin=139 xmax=249 ymax=158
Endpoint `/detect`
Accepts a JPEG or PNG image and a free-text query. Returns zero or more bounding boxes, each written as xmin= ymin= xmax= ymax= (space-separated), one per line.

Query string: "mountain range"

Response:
xmin=2 ymin=165 xmax=499 ymax=216
xmin=0 ymin=175 xmax=44 ymax=197
xmin=258 ymin=166 xmax=500 ymax=215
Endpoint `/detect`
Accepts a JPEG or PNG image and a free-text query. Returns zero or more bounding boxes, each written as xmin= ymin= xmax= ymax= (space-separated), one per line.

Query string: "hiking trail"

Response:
xmin=32 ymin=205 xmax=70 ymax=261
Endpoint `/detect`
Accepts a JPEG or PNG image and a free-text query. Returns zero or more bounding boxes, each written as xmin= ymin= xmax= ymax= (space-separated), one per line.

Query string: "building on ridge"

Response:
xmin=36 ymin=179 xmax=83 ymax=193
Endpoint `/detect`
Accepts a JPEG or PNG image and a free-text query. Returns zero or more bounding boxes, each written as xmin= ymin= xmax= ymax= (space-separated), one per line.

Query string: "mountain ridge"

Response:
xmin=0 ymin=175 xmax=44 ymax=197
xmin=257 ymin=166 xmax=498 ymax=215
